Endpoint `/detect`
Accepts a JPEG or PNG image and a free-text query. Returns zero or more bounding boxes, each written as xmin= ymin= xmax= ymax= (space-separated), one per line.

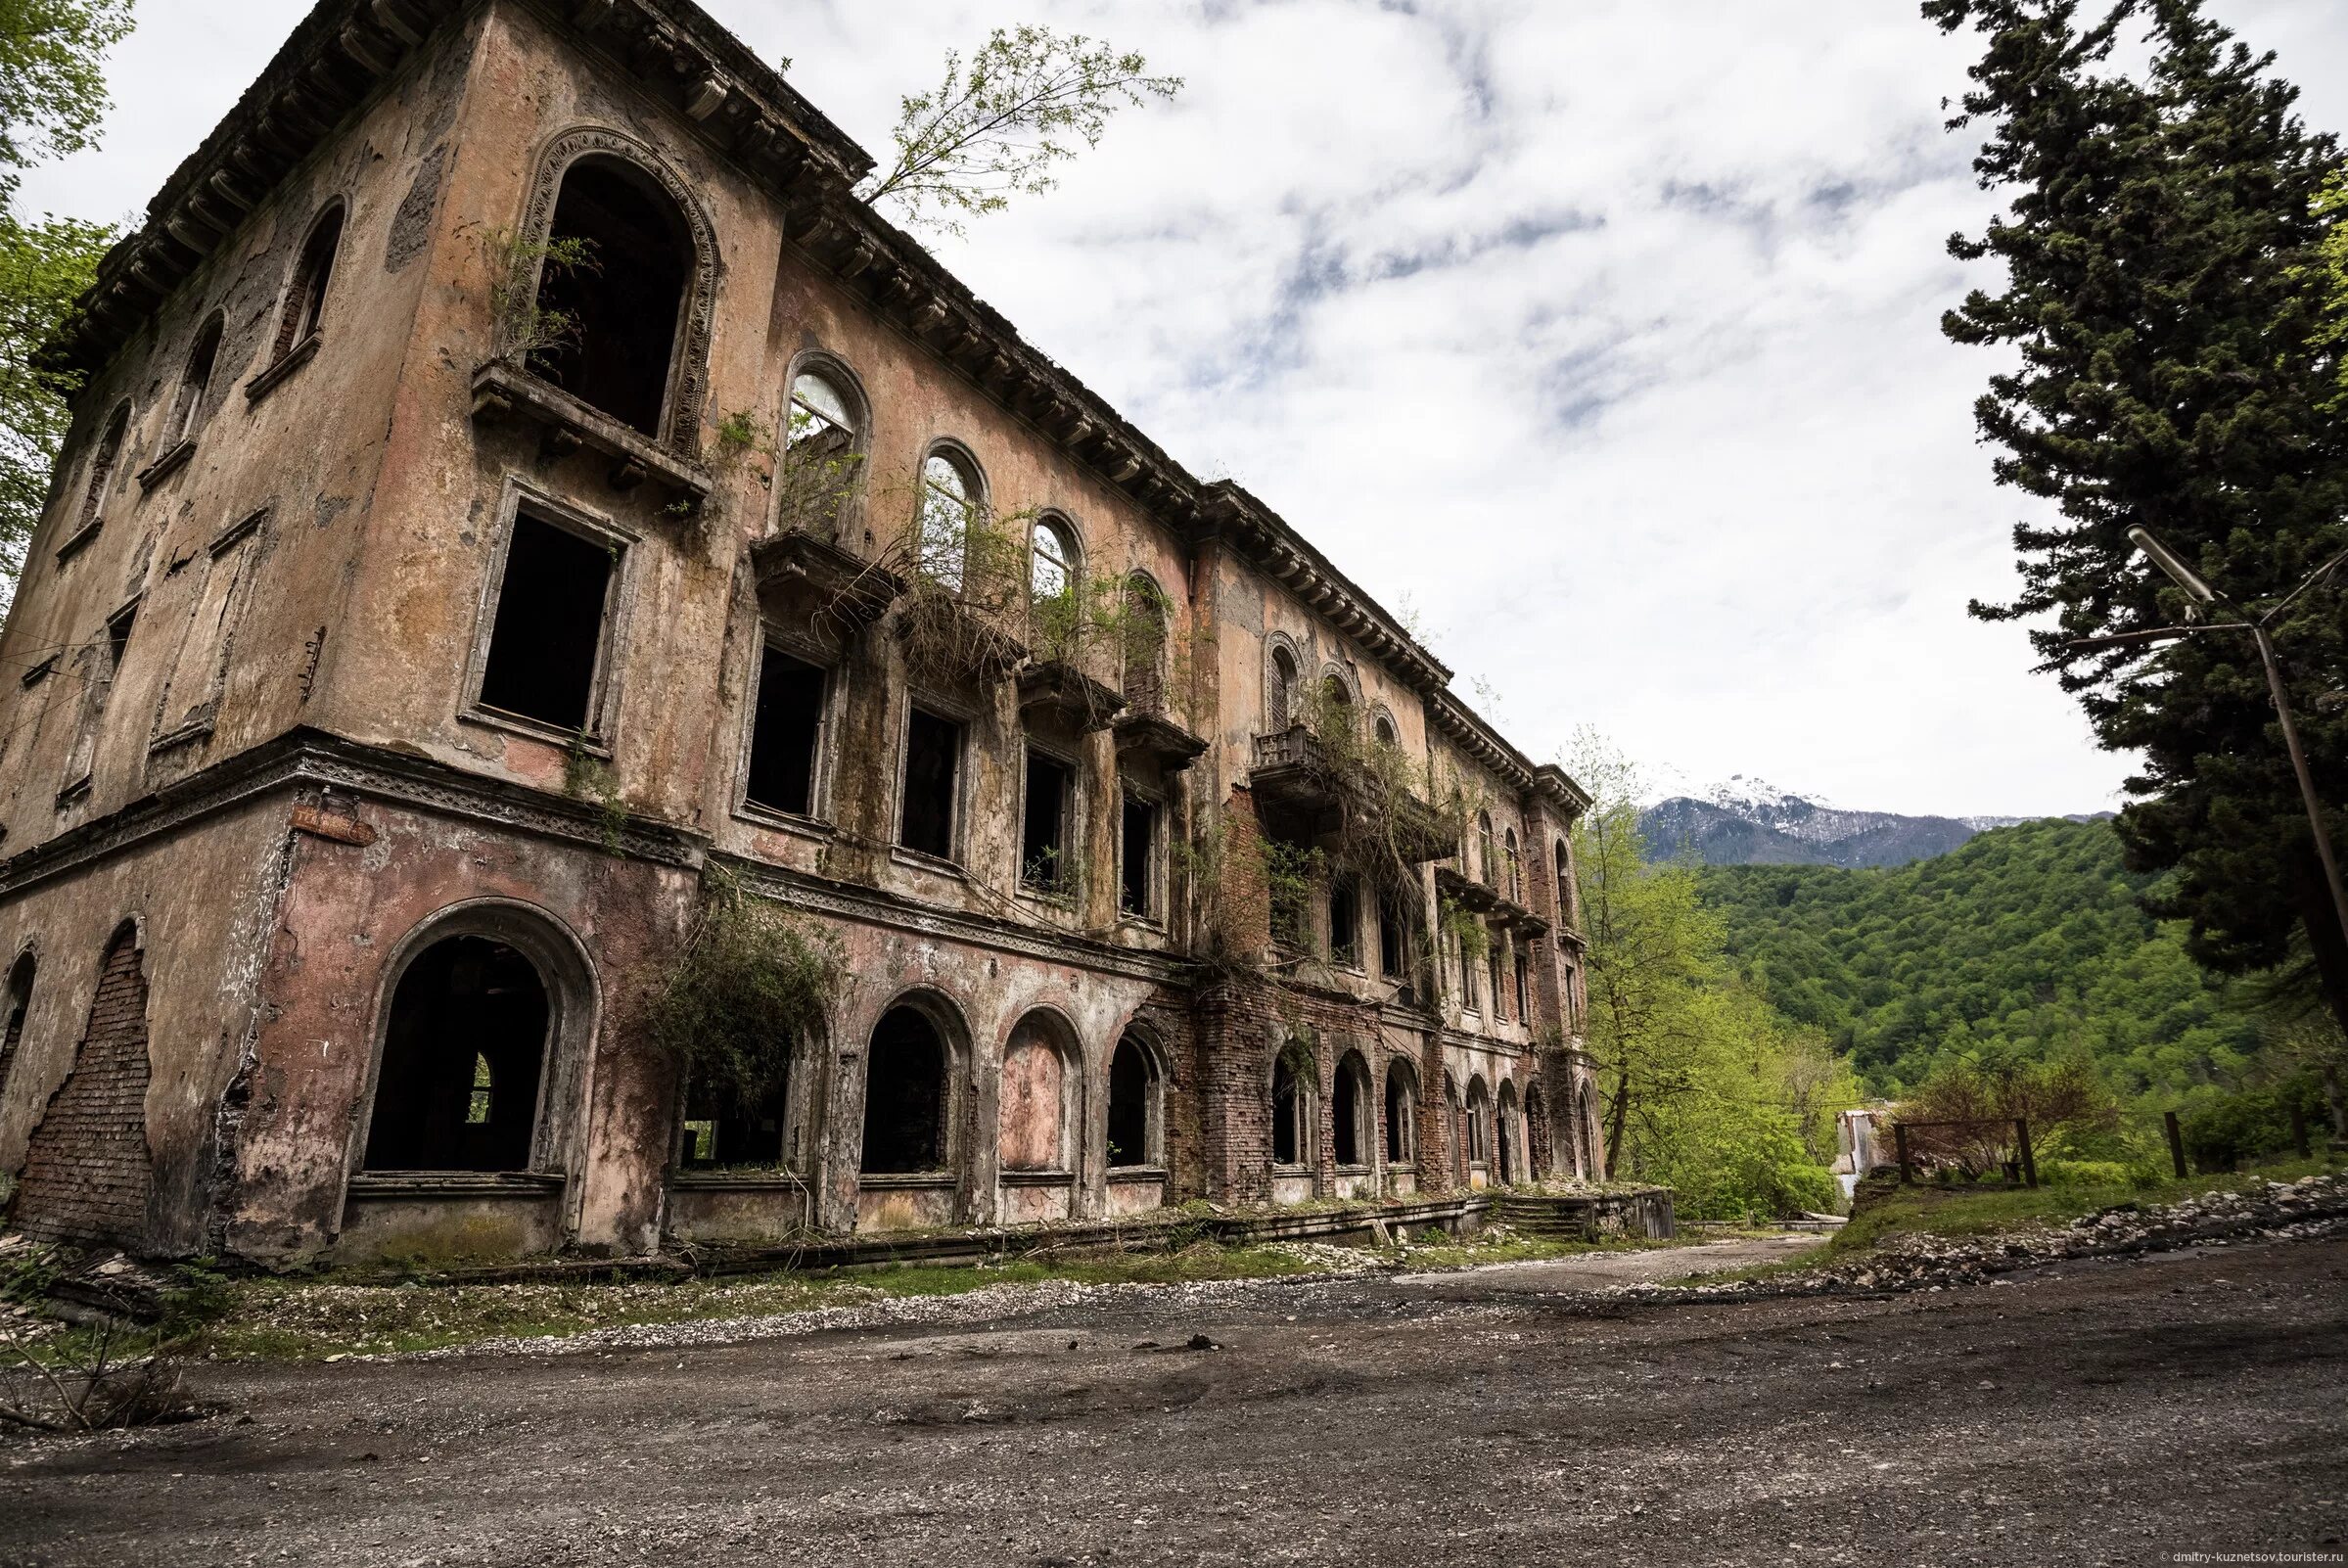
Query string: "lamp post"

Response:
xmin=2065 ymin=528 xmax=2348 ymax=953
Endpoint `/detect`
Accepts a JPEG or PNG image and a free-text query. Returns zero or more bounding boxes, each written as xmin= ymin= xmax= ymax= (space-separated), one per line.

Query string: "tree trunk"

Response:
xmin=1603 ymin=1068 xmax=1630 ymax=1181
xmin=2294 ymin=863 xmax=2348 ymax=1048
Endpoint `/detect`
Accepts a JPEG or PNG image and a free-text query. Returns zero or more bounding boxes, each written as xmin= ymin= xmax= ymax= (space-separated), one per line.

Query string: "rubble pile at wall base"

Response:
xmin=1612 ymin=1174 xmax=2348 ymax=1304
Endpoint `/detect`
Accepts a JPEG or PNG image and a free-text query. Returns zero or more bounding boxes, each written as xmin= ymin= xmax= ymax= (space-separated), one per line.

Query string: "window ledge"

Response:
xmin=1334 ymin=1164 xmax=1372 ymax=1176
xmin=137 ymin=439 xmax=196 ymax=491
xmin=54 ymin=773 xmax=90 ymax=808
xmin=1017 ymin=884 xmax=1078 ymax=908
xmin=53 ymin=520 xmax=102 ymax=565
xmin=345 ymin=1172 xmax=566 ymax=1199
xmin=1269 ymin=1163 xmax=1313 ymax=1176
xmin=999 ymin=1169 xmax=1075 ymax=1186
xmin=148 ymin=717 xmax=215 ymax=757
xmin=1107 ymin=1166 xmax=1169 ymax=1179
xmin=245 ymin=333 xmax=321 ymax=406
xmin=471 ymin=360 xmax=714 ymax=507
xmin=890 ymin=845 xmax=966 ymax=879
xmin=670 ymin=1170 xmax=806 ymax=1191
xmin=735 ymin=802 xmax=835 ymax=840
xmin=460 ymin=704 xmax=610 ymax=758
xmin=856 ymin=1172 xmax=955 ymax=1189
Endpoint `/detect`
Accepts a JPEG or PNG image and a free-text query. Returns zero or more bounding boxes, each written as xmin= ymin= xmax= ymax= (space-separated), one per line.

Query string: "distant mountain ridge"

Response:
xmin=1638 ymin=777 xmax=2109 ymax=868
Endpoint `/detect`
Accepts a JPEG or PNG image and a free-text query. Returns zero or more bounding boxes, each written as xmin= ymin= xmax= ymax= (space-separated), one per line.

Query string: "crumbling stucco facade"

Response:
xmin=0 ymin=0 xmax=1605 ymax=1266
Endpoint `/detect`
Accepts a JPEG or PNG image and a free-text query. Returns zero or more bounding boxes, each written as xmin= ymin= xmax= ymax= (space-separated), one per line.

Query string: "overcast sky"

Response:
xmin=22 ymin=1 xmax=2348 ymax=815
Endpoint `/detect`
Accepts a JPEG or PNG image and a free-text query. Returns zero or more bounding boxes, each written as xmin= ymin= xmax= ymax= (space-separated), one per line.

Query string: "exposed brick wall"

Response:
xmin=13 ymin=930 xmax=153 ymax=1248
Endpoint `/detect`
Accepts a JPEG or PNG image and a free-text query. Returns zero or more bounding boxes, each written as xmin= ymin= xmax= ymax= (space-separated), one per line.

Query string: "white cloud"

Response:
xmin=21 ymin=0 xmax=2347 ymax=816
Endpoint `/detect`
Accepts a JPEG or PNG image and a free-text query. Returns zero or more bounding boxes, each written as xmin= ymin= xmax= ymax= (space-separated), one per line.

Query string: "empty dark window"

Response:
xmin=1021 ymin=749 xmax=1071 ymax=892
xmin=1373 ymin=713 xmax=1397 ymax=749
xmin=1385 ymin=1070 xmax=1414 ymax=1164
xmin=1378 ymin=898 xmax=1407 ymax=979
xmin=1515 ymin=944 xmax=1533 ymax=1020
xmin=479 ymin=513 xmax=614 ymax=732
xmin=1120 ymin=794 xmax=1156 ymax=918
xmin=1108 ymin=1034 xmax=1158 ymax=1168
xmin=1488 ymin=949 xmax=1505 ymax=1020
xmin=275 ymin=207 xmax=343 ymax=360
xmin=532 ymin=157 xmax=693 ymax=437
xmin=899 ymin=709 xmax=961 ymax=858
xmin=1271 ymin=1052 xmax=1308 ymax=1166
xmin=1556 ymin=839 xmax=1573 ymax=918
xmin=745 ymin=646 xmax=824 ymax=816
xmin=861 ymin=1005 xmax=947 ymax=1173
xmin=1333 ymin=1055 xmax=1367 ymax=1167
xmin=1504 ymin=828 xmax=1522 ymax=901
xmin=679 ymin=1056 xmax=790 ymax=1169
xmin=1478 ymin=811 xmax=1496 ymax=886
xmin=165 ymin=315 xmax=223 ymax=450
xmin=364 ymin=937 xmax=548 ymax=1172
xmin=1328 ymin=876 xmax=1359 ymax=967
xmin=64 ymin=605 xmax=135 ymax=788
xmin=1268 ymin=645 xmax=1297 ymax=730
xmin=0 ymin=952 xmax=33 ymax=1104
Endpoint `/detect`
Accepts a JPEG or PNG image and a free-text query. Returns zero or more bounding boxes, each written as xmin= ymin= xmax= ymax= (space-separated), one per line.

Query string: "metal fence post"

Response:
xmin=2164 ymin=1110 xmax=2188 ymax=1179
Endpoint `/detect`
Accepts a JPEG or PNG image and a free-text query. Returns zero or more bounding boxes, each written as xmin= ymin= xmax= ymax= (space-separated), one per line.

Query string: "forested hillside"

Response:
xmin=1697 ymin=818 xmax=2266 ymax=1099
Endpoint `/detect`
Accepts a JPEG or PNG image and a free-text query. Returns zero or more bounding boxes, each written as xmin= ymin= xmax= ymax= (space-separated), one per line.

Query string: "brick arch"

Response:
xmin=12 ymin=922 xmax=154 ymax=1248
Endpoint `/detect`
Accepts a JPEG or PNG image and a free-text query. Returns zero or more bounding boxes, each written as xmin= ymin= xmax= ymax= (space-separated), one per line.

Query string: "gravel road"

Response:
xmin=3 ymin=1232 xmax=2342 ymax=1567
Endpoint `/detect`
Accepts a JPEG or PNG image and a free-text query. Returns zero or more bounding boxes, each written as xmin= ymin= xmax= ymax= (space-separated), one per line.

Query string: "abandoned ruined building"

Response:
xmin=0 ymin=0 xmax=1605 ymax=1265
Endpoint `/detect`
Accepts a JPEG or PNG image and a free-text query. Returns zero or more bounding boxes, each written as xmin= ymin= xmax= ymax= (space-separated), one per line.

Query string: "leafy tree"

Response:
xmin=1928 ymin=0 xmax=2348 ymax=1035
xmin=860 ymin=25 xmax=1181 ymax=237
xmin=0 ymin=0 xmax=135 ymax=589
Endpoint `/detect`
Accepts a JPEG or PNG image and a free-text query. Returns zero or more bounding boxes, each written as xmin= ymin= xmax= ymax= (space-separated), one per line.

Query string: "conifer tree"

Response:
xmin=1929 ymin=0 xmax=2348 ymax=1035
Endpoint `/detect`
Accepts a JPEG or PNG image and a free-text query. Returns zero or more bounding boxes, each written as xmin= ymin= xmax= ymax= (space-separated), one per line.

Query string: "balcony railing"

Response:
xmin=1250 ymin=724 xmax=1457 ymax=863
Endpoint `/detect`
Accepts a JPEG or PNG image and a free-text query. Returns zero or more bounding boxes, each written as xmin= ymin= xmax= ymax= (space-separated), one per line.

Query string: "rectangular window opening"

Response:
xmin=899 ymin=708 xmax=962 ymax=859
xmin=1021 ymin=749 xmax=1072 ymax=893
xmin=1120 ymin=794 xmax=1156 ymax=918
xmin=478 ymin=512 xmax=616 ymax=733
xmin=1378 ymin=899 xmax=1407 ymax=979
xmin=745 ymin=646 xmax=825 ymax=817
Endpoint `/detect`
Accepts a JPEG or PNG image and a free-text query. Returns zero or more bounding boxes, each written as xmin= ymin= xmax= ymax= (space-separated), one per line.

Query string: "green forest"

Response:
xmin=1694 ymin=818 xmax=2338 ymax=1169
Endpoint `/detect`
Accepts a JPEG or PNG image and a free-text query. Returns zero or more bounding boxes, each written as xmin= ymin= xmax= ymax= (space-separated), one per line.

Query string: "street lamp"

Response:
xmin=2065 ymin=529 xmax=2348 ymax=952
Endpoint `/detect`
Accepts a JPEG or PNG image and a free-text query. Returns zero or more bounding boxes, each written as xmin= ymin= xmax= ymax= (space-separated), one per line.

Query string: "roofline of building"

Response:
xmin=44 ymin=0 xmax=1589 ymax=812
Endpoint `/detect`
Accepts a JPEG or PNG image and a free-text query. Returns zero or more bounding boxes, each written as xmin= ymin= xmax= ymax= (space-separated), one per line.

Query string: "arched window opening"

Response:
xmin=1488 ymin=947 xmax=1505 ymax=1021
xmin=1108 ymin=1033 xmax=1161 ymax=1169
xmin=916 ymin=449 xmax=979 ymax=590
xmin=1504 ymin=828 xmax=1521 ymax=901
xmin=1478 ymin=811 xmax=1496 ymax=887
xmin=1332 ymin=1052 xmax=1370 ymax=1167
xmin=1525 ymin=1082 xmax=1551 ymax=1178
xmin=164 ymin=315 xmax=224 ymax=452
xmin=1327 ymin=875 xmax=1360 ymax=968
xmin=862 ymin=1005 xmax=948 ymax=1174
xmin=680 ymin=1048 xmax=792 ymax=1169
xmin=1270 ymin=1049 xmax=1312 ymax=1167
xmin=1377 ymin=896 xmax=1408 ymax=982
xmin=532 ymin=156 xmax=694 ymax=437
xmin=1121 ymin=576 xmax=1168 ymax=709
xmin=1383 ymin=1064 xmax=1416 ymax=1165
xmin=1031 ymin=515 xmax=1078 ymax=604
xmin=1515 ymin=940 xmax=1533 ymax=1020
xmin=274 ymin=206 xmax=344 ymax=361
xmin=1556 ymin=839 xmax=1573 ymax=919
xmin=1373 ymin=712 xmax=1397 ymax=749
xmin=998 ymin=1013 xmax=1073 ymax=1174
xmin=1466 ymin=1078 xmax=1491 ymax=1166
xmin=782 ymin=366 xmax=862 ymax=535
xmin=1445 ymin=1073 xmax=1465 ymax=1185
xmin=0 ymin=951 xmax=34 ymax=1100
xmin=1268 ymin=644 xmax=1298 ymax=731
xmin=1496 ymin=1084 xmax=1520 ymax=1183
xmin=1319 ymin=673 xmax=1352 ymax=724
xmin=364 ymin=937 xmax=549 ymax=1172
xmin=74 ymin=406 xmax=128 ymax=535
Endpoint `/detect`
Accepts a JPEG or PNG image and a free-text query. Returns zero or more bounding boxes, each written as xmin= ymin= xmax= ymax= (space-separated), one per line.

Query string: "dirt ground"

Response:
xmin=3 ymin=1232 xmax=2343 ymax=1567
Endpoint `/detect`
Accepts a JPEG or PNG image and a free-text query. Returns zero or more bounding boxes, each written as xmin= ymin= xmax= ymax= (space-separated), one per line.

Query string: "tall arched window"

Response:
xmin=1504 ymin=828 xmax=1522 ymax=901
xmin=1383 ymin=1061 xmax=1417 ymax=1165
xmin=1107 ymin=1032 xmax=1162 ymax=1169
xmin=162 ymin=314 xmax=224 ymax=454
xmin=1268 ymin=644 xmax=1299 ymax=730
xmin=998 ymin=1012 xmax=1076 ymax=1174
xmin=364 ymin=936 xmax=550 ymax=1172
xmin=71 ymin=406 xmax=128 ymax=538
xmin=273 ymin=206 xmax=344 ymax=362
xmin=1317 ymin=672 xmax=1353 ymax=736
xmin=1121 ymin=576 xmax=1168 ymax=709
xmin=0 ymin=951 xmax=33 ymax=1105
xmin=1030 ymin=515 xmax=1078 ymax=603
xmin=1270 ymin=1047 xmax=1313 ymax=1168
xmin=862 ymin=1005 xmax=950 ymax=1174
xmin=531 ymin=157 xmax=694 ymax=437
xmin=1556 ymin=839 xmax=1573 ymax=919
xmin=1373 ymin=712 xmax=1398 ymax=749
xmin=782 ymin=364 xmax=863 ymax=535
xmin=916 ymin=448 xmax=981 ymax=590
xmin=1332 ymin=1051 xmax=1371 ymax=1168
xmin=1478 ymin=811 xmax=1496 ymax=886
xmin=1466 ymin=1077 xmax=1492 ymax=1166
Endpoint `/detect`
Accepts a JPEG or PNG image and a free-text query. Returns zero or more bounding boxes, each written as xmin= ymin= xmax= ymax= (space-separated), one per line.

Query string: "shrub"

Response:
xmin=646 ymin=869 xmax=840 ymax=1114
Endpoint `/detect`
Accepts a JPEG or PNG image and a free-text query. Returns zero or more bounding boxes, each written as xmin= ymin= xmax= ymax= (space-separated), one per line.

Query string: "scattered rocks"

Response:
xmin=1612 ymin=1174 xmax=2348 ymax=1305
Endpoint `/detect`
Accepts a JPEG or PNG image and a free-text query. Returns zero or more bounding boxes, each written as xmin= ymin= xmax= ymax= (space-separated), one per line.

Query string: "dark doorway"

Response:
xmin=1020 ymin=749 xmax=1071 ymax=892
xmin=1332 ymin=1055 xmax=1365 ymax=1166
xmin=1108 ymin=1034 xmax=1157 ymax=1168
xmin=364 ymin=937 xmax=549 ymax=1172
xmin=1271 ymin=1053 xmax=1307 ymax=1166
xmin=746 ymin=647 xmax=824 ymax=816
xmin=479 ymin=514 xmax=614 ymax=732
xmin=861 ymin=1006 xmax=947 ymax=1173
xmin=1384 ymin=1069 xmax=1413 ymax=1164
xmin=531 ymin=157 xmax=692 ymax=436
xmin=680 ymin=1057 xmax=790 ymax=1169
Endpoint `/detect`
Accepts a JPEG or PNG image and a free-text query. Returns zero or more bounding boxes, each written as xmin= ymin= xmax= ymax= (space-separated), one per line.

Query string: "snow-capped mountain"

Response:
xmin=1636 ymin=778 xmax=2105 ymax=868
